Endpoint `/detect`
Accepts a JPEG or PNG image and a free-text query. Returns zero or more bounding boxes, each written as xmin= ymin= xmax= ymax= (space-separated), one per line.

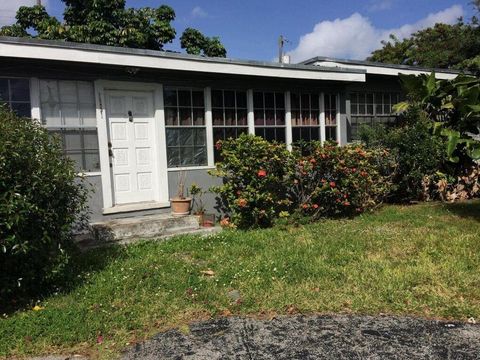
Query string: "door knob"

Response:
xmin=128 ymin=110 xmax=133 ymax=122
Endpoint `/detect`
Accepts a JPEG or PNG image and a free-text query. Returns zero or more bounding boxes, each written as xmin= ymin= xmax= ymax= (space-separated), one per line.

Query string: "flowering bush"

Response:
xmin=289 ymin=142 xmax=396 ymax=218
xmin=210 ymin=134 xmax=294 ymax=228
xmin=210 ymin=135 xmax=395 ymax=228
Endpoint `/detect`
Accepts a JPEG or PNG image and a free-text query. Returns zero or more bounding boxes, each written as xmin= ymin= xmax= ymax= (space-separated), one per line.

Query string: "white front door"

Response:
xmin=106 ymin=90 xmax=159 ymax=205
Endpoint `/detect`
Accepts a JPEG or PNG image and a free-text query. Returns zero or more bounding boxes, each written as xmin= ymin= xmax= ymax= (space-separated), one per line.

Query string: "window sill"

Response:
xmin=168 ymin=166 xmax=215 ymax=172
xmin=103 ymin=201 xmax=170 ymax=215
xmin=77 ymin=172 xmax=101 ymax=177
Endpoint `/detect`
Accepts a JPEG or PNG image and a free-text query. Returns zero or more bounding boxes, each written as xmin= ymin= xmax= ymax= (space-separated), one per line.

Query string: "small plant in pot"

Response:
xmin=170 ymin=171 xmax=192 ymax=216
xmin=190 ymin=183 xmax=215 ymax=227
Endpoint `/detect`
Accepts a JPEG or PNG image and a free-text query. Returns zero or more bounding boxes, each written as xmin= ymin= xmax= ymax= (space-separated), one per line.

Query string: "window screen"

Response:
xmin=325 ymin=93 xmax=338 ymax=141
xmin=253 ymin=91 xmax=286 ymax=143
xmin=212 ymin=89 xmax=249 ymax=161
xmin=40 ymin=80 xmax=100 ymax=172
xmin=164 ymin=88 xmax=207 ymax=167
xmin=0 ymin=78 xmax=31 ymax=117
xmin=291 ymin=92 xmax=321 ymax=143
xmin=349 ymin=92 xmax=400 ymax=141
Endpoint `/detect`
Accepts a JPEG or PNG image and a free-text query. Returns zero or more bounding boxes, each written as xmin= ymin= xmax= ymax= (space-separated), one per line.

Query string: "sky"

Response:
xmin=0 ymin=0 xmax=476 ymax=63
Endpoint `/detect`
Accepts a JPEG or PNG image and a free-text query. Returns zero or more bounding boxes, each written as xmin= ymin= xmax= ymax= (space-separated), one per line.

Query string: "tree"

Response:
xmin=180 ymin=27 xmax=227 ymax=57
xmin=368 ymin=8 xmax=480 ymax=72
xmin=394 ymin=73 xmax=480 ymax=163
xmin=0 ymin=1 xmax=227 ymax=57
xmin=369 ymin=22 xmax=480 ymax=71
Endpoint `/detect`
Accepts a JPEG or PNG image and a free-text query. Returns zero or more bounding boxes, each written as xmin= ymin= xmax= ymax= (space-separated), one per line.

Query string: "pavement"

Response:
xmin=122 ymin=314 xmax=480 ymax=359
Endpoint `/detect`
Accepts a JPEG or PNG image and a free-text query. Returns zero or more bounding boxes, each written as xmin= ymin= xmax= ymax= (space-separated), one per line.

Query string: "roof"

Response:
xmin=301 ymin=56 xmax=462 ymax=80
xmin=0 ymin=37 xmax=366 ymax=82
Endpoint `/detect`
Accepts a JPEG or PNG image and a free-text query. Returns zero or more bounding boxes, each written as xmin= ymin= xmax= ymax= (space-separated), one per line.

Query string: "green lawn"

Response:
xmin=1 ymin=201 xmax=479 ymax=359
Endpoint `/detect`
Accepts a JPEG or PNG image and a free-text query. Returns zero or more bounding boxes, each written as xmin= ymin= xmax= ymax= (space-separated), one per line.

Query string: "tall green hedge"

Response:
xmin=0 ymin=106 xmax=89 ymax=307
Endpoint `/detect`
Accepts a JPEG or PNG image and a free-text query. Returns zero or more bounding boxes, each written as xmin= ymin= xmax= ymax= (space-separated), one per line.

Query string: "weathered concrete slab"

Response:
xmin=91 ymin=214 xmax=202 ymax=243
xmin=122 ymin=315 xmax=480 ymax=360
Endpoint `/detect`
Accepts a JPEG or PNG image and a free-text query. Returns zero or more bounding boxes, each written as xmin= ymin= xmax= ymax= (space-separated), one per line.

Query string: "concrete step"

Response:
xmin=90 ymin=213 xmax=202 ymax=243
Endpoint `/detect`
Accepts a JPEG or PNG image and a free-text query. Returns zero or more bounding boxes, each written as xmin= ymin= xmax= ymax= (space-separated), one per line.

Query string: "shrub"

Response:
xmin=289 ymin=142 xmax=395 ymax=218
xmin=210 ymin=134 xmax=294 ymax=228
xmin=211 ymin=135 xmax=395 ymax=228
xmin=0 ymin=106 xmax=89 ymax=306
xmin=359 ymin=107 xmax=446 ymax=202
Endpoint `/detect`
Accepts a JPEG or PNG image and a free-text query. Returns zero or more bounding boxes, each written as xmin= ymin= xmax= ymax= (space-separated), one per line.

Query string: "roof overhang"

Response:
xmin=0 ymin=37 xmax=366 ymax=83
xmin=302 ymin=57 xmax=461 ymax=80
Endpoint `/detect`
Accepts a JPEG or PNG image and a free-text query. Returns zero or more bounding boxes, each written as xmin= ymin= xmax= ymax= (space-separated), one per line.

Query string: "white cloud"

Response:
xmin=0 ymin=0 xmax=49 ymax=26
xmin=368 ymin=0 xmax=394 ymax=12
xmin=190 ymin=6 xmax=208 ymax=19
xmin=288 ymin=5 xmax=463 ymax=62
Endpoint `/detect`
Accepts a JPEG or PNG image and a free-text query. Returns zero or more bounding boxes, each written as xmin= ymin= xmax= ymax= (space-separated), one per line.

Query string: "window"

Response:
xmin=212 ymin=89 xmax=249 ymax=161
xmin=253 ymin=91 xmax=286 ymax=142
xmin=291 ymin=92 xmax=320 ymax=143
xmin=325 ymin=93 xmax=338 ymax=141
xmin=349 ymin=92 xmax=400 ymax=141
xmin=164 ymin=88 xmax=207 ymax=167
xmin=0 ymin=78 xmax=31 ymax=117
xmin=40 ymin=80 xmax=100 ymax=172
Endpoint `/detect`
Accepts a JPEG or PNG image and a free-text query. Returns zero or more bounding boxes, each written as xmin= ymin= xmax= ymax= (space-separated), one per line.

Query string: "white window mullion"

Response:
xmin=247 ymin=89 xmax=255 ymax=135
xmin=285 ymin=91 xmax=292 ymax=150
xmin=204 ymin=87 xmax=214 ymax=166
xmin=336 ymin=93 xmax=342 ymax=145
xmin=29 ymin=77 xmax=41 ymax=122
xmin=320 ymin=92 xmax=326 ymax=144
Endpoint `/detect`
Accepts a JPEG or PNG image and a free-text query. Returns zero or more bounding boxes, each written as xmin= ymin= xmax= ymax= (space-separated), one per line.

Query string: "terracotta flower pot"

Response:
xmin=170 ymin=197 xmax=192 ymax=216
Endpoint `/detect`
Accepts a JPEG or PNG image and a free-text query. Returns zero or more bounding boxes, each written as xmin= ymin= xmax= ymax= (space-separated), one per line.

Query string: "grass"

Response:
xmin=1 ymin=201 xmax=479 ymax=359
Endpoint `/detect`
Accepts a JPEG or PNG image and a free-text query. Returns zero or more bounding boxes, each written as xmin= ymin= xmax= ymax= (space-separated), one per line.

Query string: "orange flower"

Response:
xmin=309 ymin=158 xmax=317 ymax=164
xmin=343 ymin=201 xmax=351 ymax=206
xmin=220 ymin=217 xmax=230 ymax=227
xmin=237 ymin=198 xmax=248 ymax=207
xmin=330 ymin=181 xmax=336 ymax=188
xmin=312 ymin=204 xmax=319 ymax=209
xmin=302 ymin=203 xmax=309 ymax=209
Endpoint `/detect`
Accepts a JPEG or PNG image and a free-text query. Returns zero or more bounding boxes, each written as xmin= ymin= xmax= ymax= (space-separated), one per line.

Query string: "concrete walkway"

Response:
xmin=122 ymin=315 xmax=480 ymax=360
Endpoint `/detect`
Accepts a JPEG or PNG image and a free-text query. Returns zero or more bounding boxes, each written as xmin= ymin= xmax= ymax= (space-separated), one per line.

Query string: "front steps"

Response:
xmin=78 ymin=214 xmax=220 ymax=249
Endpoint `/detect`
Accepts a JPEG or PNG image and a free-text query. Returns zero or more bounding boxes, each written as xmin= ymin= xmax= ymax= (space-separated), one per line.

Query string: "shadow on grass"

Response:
xmin=443 ymin=200 xmax=480 ymax=222
xmin=2 ymin=243 xmax=128 ymax=315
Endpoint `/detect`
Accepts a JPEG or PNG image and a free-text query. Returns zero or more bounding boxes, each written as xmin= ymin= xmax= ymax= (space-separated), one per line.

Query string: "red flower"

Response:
xmin=330 ymin=181 xmax=336 ymax=188
xmin=360 ymin=171 xmax=368 ymax=177
xmin=312 ymin=204 xmax=319 ymax=209
xmin=351 ymin=168 xmax=357 ymax=173
xmin=257 ymin=169 xmax=267 ymax=177
xmin=343 ymin=201 xmax=351 ymax=206
xmin=215 ymin=141 xmax=222 ymax=151
xmin=309 ymin=158 xmax=317 ymax=164
xmin=302 ymin=203 xmax=310 ymax=209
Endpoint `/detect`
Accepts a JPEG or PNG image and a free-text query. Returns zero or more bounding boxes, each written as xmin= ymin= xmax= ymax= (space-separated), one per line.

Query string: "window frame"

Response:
xmin=39 ymin=79 xmax=100 ymax=173
xmin=0 ymin=77 xmax=31 ymax=118
xmin=291 ymin=91 xmax=322 ymax=143
xmin=253 ymin=90 xmax=286 ymax=143
xmin=164 ymin=87 xmax=208 ymax=168
xmin=211 ymin=88 xmax=249 ymax=162
xmin=349 ymin=91 xmax=401 ymax=141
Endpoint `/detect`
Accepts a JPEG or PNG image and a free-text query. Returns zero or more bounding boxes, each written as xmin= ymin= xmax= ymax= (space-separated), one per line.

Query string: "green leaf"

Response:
xmin=392 ymin=101 xmax=410 ymax=114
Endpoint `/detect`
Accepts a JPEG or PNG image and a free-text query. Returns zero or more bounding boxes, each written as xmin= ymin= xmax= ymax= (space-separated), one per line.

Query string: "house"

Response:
xmin=0 ymin=36 xmax=461 ymax=223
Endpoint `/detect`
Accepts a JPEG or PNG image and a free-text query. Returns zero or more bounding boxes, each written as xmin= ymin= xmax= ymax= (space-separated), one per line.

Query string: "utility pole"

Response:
xmin=278 ymin=35 xmax=284 ymax=63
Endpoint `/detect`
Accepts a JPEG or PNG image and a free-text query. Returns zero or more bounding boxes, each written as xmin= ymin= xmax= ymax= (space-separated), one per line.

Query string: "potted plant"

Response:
xmin=170 ymin=171 xmax=192 ymax=216
xmin=190 ymin=183 xmax=215 ymax=227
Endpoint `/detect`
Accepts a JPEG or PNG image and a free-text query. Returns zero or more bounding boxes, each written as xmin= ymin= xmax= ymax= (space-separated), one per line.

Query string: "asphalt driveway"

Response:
xmin=122 ymin=315 xmax=480 ymax=359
